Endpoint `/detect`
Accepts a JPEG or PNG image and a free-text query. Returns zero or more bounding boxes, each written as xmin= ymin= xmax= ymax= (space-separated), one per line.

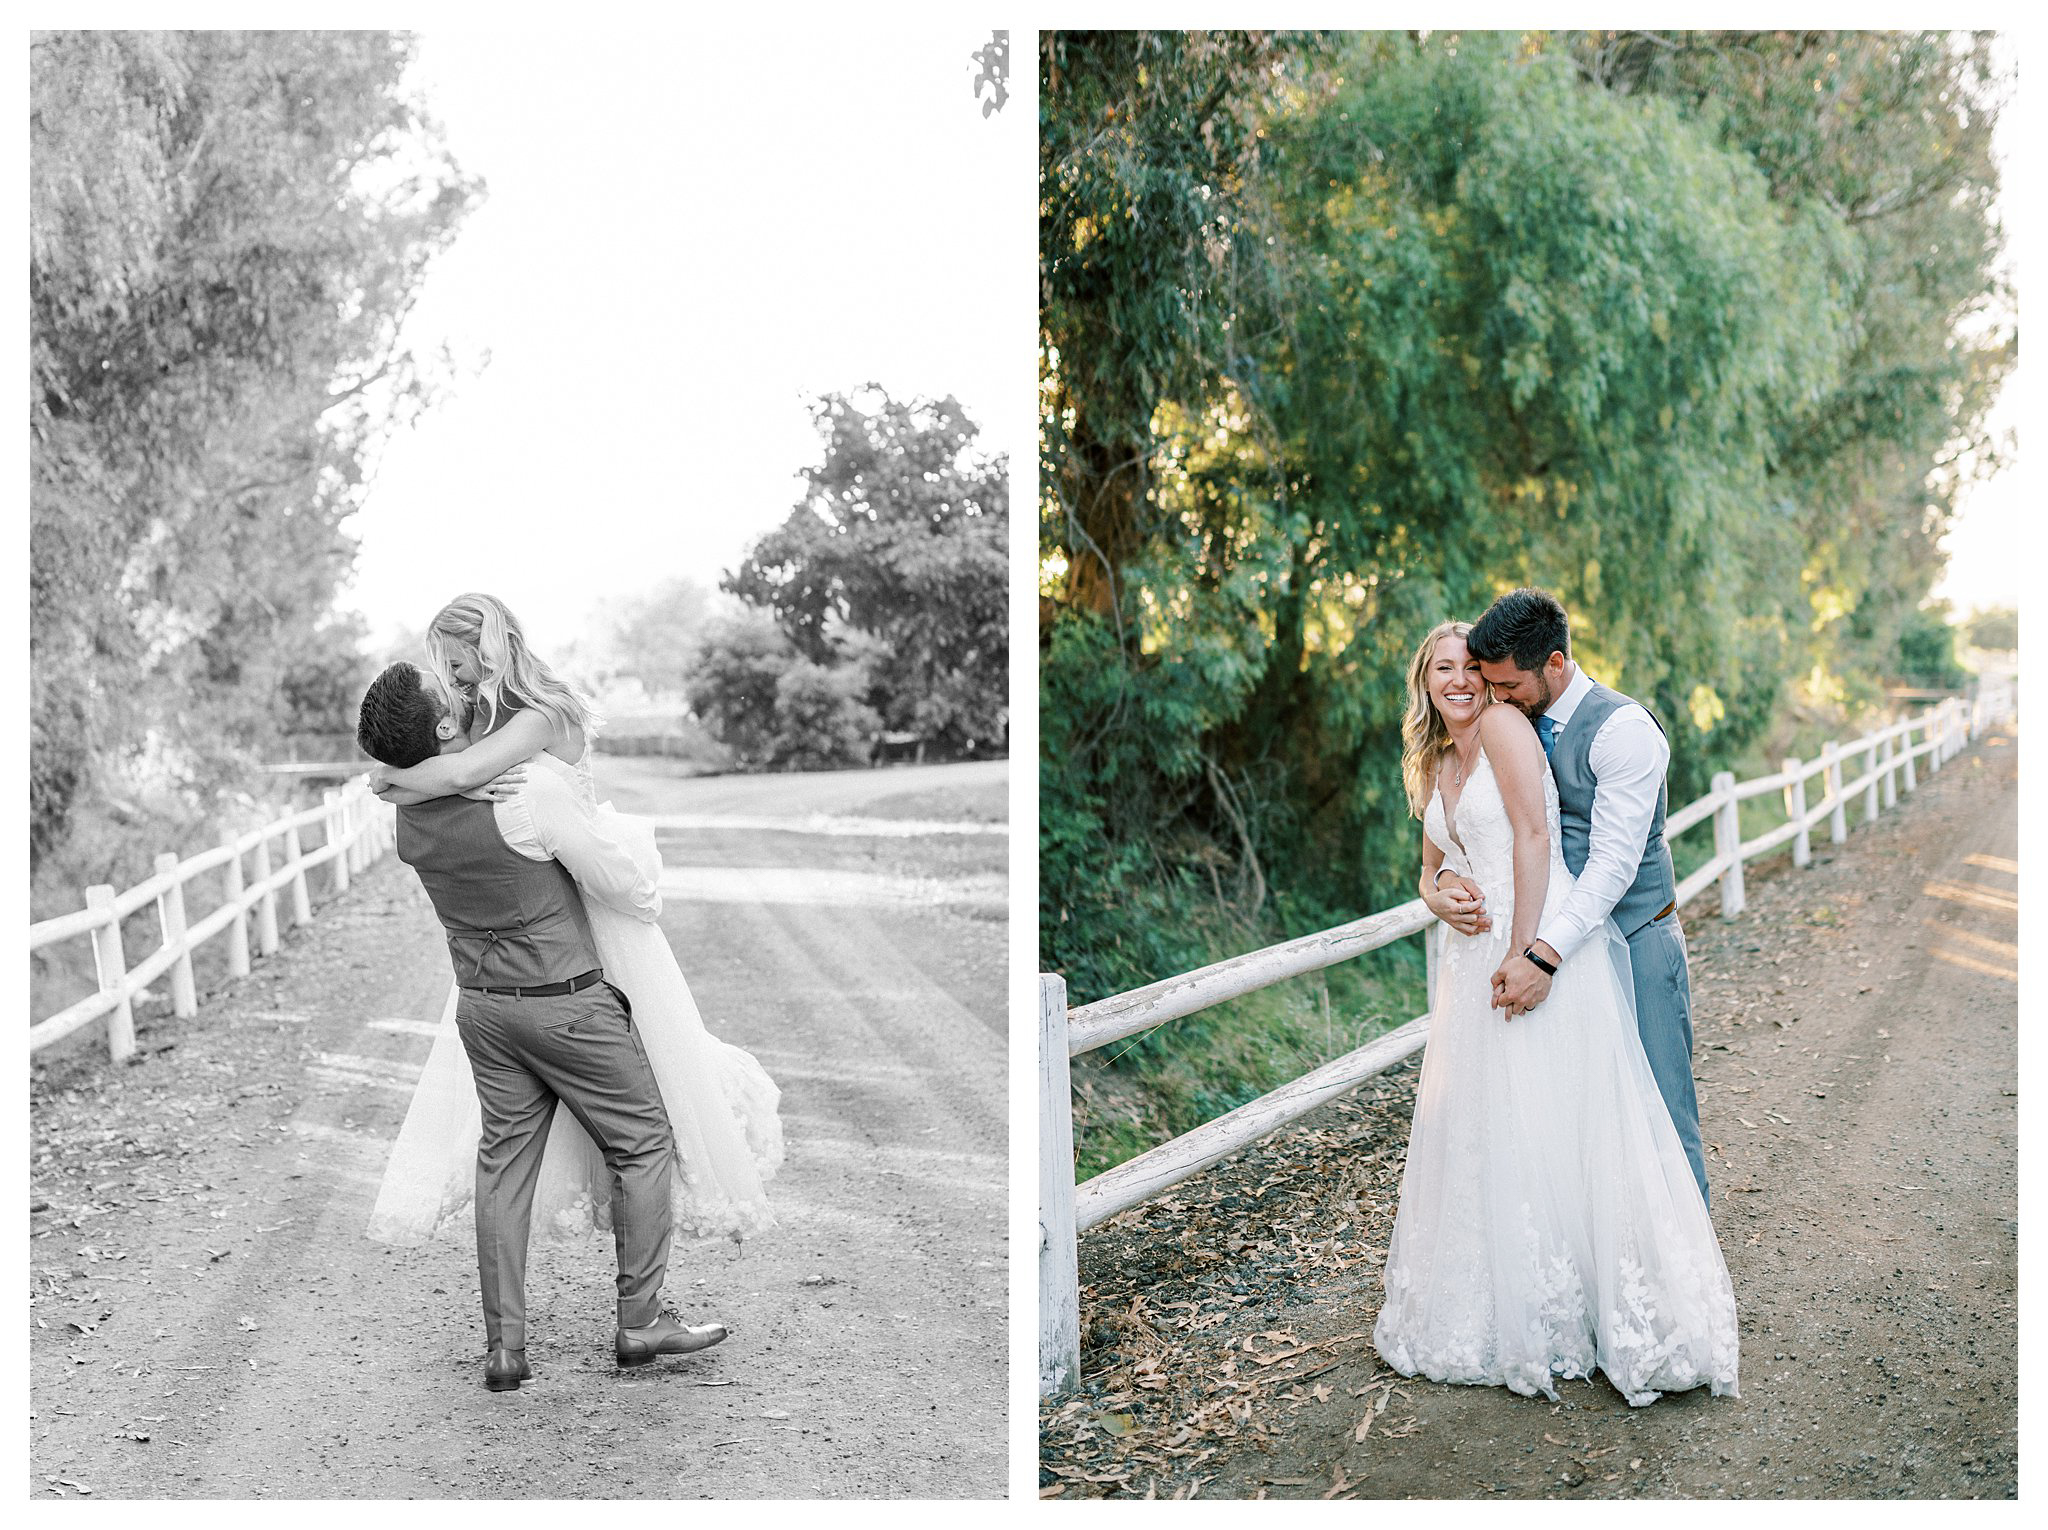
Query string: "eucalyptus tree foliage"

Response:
xmin=1558 ymin=30 xmax=2013 ymax=703
xmin=30 ymin=30 xmax=479 ymax=864
xmin=1041 ymin=30 xmax=2007 ymax=1001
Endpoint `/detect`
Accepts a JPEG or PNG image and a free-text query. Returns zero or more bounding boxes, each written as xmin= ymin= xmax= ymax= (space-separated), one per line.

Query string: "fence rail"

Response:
xmin=1038 ymin=675 xmax=2016 ymax=1396
xmin=29 ymin=776 xmax=398 ymax=1062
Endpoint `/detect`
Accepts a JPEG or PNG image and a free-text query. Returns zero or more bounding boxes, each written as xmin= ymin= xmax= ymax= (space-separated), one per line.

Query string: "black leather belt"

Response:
xmin=471 ymin=968 xmax=603 ymax=999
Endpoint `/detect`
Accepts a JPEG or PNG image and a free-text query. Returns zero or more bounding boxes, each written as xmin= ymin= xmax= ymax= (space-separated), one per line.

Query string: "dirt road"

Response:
xmin=31 ymin=760 xmax=1007 ymax=1500
xmin=1040 ymin=727 xmax=2017 ymax=1500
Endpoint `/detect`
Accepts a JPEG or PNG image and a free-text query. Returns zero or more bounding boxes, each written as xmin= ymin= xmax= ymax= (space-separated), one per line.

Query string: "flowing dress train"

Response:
xmin=1371 ymin=751 xmax=1738 ymax=1406
xmin=367 ymin=748 xmax=783 ymax=1246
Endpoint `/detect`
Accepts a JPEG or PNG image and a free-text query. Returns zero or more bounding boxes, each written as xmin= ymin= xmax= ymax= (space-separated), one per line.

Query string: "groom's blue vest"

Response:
xmin=396 ymin=797 xmax=601 ymax=989
xmin=1549 ymin=682 xmax=1677 ymax=938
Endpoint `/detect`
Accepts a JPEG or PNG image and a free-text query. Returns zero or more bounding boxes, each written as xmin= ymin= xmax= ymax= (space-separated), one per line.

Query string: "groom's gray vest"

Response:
xmin=1550 ymin=682 xmax=1677 ymax=938
xmin=396 ymin=797 xmax=601 ymax=988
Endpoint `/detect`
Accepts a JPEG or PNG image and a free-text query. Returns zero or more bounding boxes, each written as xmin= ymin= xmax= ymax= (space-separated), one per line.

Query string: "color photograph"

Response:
xmin=1036 ymin=28 xmax=2019 ymax=1500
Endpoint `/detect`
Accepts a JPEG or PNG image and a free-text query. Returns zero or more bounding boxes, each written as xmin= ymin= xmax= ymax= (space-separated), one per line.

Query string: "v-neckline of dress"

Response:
xmin=1440 ymin=745 xmax=1490 ymax=857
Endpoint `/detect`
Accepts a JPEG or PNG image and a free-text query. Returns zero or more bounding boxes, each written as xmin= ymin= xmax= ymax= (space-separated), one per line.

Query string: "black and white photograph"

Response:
xmin=29 ymin=24 xmax=1019 ymax=1499
xmin=1035 ymin=29 xmax=2020 ymax=1500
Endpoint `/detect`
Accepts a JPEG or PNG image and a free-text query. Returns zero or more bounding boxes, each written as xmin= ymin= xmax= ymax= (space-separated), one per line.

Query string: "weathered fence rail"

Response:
xmin=1039 ymin=677 xmax=2016 ymax=1395
xmin=29 ymin=776 xmax=397 ymax=1063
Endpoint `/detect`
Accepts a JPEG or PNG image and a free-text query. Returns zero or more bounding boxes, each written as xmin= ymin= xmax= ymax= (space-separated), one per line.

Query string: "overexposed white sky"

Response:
xmin=1930 ymin=28 xmax=2023 ymax=619
xmin=337 ymin=24 xmax=1024 ymax=655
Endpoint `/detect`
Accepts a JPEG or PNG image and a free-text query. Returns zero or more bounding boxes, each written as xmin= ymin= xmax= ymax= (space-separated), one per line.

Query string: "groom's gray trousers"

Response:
xmin=1625 ymin=912 xmax=1709 ymax=1208
xmin=455 ymin=980 xmax=674 ymax=1350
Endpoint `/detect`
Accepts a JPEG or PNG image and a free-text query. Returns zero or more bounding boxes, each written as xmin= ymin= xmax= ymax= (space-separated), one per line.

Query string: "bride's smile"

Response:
xmin=1426 ymin=633 xmax=1486 ymax=726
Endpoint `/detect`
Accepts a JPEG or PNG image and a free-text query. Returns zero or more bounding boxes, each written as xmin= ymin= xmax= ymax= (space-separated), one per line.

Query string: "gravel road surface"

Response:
xmin=31 ymin=759 xmax=1007 ymax=1499
xmin=1041 ymin=726 xmax=2016 ymax=1500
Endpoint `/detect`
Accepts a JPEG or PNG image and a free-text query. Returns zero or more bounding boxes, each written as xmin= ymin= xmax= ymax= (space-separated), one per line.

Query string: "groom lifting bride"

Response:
xmin=353 ymin=595 xmax=770 ymax=1392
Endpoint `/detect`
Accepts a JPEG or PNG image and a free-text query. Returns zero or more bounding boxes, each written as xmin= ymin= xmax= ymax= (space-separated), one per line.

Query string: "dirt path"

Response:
xmin=31 ymin=761 xmax=1007 ymax=1500
xmin=1040 ymin=727 xmax=2017 ymax=1500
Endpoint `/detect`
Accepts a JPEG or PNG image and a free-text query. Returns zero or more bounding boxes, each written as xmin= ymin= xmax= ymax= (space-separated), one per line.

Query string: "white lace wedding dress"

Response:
xmin=366 ymin=748 xmax=784 ymax=1246
xmin=1372 ymin=749 xmax=1739 ymax=1406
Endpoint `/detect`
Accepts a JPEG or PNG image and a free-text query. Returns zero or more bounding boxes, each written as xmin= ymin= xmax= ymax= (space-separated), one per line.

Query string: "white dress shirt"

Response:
xmin=1535 ymin=665 xmax=1669 ymax=963
xmin=493 ymin=764 xmax=663 ymax=925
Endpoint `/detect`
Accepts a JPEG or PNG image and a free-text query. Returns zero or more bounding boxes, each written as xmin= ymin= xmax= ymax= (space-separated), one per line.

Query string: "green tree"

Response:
xmin=1964 ymin=606 xmax=2018 ymax=652
xmin=1561 ymin=31 xmax=2014 ymax=706
xmin=1039 ymin=29 xmax=2011 ymax=1009
xmin=1895 ymin=603 xmax=1965 ymax=689
xmin=30 ymin=30 xmax=480 ymax=865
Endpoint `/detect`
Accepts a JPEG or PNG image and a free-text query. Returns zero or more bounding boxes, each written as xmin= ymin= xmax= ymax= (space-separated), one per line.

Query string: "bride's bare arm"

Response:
xmin=369 ymin=708 xmax=554 ymax=800
xmin=1481 ymin=704 xmax=1553 ymax=973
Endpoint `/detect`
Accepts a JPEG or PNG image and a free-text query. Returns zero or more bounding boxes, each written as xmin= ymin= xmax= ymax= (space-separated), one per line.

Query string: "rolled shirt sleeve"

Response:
xmin=1536 ymin=704 xmax=1668 ymax=962
xmin=495 ymin=767 xmax=663 ymax=923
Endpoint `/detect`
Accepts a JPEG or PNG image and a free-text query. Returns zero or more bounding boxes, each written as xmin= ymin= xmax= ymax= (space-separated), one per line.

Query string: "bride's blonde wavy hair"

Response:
xmin=1400 ymin=619 xmax=1478 ymax=820
xmin=425 ymin=592 xmax=598 ymax=743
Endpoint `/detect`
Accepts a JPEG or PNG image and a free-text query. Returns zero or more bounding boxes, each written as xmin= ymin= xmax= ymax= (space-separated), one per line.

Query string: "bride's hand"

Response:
xmin=1424 ymin=873 xmax=1492 ymax=935
xmin=459 ymin=764 xmax=528 ymax=802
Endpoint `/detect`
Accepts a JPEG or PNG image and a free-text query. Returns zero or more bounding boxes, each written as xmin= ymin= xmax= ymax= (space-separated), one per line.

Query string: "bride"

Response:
xmin=362 ymin=592 xmax=783 ymax=1246
xmin=1371 ymin=620 xmax=1738 ymax=1406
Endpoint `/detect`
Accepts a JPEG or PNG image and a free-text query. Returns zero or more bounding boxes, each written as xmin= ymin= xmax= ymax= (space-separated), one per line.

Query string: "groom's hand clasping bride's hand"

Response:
xmin=1423 ymin=872 xmax=1492 ymax=936
xmin=1490 ymin=942 xmax=1557 ymax=1020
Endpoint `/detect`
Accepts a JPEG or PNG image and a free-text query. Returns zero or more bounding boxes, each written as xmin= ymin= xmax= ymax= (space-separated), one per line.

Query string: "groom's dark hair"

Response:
xmin=1467 ymin=587 xmax=1571 ymax=671
xmin=357 ymin=662 xmax=442 ymax=768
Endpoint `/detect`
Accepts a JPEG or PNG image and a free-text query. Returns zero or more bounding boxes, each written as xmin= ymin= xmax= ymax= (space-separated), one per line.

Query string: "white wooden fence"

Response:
xmin=1038 ymin=677 xmax=2016 ymax=1396
xmin=29 ymin=777 xmax=398 ymax=1064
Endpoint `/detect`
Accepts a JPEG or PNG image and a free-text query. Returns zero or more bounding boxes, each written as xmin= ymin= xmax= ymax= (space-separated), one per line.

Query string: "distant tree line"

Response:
xmin=1040 ymin=30 xmax=2013 ymax=997
xmin=30 ymin=31 xmax=479 ymax=872
xmin=665 ymin=389 xmax=1008 ymax=771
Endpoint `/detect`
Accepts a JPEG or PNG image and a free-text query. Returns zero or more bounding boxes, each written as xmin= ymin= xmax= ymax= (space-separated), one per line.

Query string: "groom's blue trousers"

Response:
xmin=1627 ymin=913 xmax=1710 ymax=1208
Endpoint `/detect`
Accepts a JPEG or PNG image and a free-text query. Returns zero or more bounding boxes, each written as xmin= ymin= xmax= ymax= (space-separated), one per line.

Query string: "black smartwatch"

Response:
xmin=1522 ymin=945 xmax=1558 ymax=977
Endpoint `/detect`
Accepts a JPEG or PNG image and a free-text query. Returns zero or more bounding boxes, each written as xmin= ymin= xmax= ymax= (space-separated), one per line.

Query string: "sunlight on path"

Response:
xmin=657 ymin=865 xmax=1005 ymax=910
xmin=642 ymin=812 xmax=1005 ymax=838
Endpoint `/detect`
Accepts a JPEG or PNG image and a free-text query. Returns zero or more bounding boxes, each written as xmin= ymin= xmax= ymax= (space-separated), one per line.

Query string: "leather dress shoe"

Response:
xmin=484 ymin=1346 xmax=532 ymax=1392
xmin=615 ymin=1310 xmax=729 ymax=1367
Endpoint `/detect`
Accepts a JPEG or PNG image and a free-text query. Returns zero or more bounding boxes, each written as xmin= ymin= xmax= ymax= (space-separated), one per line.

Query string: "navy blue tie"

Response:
xmin=1536 ymin=715 xmax=1559 ymax=759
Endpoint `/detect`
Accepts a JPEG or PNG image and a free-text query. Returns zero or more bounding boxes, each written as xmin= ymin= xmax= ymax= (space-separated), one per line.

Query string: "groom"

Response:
xmin=1456 ymin=588 xmax=1709 ymax=1207
xmin=356 ymin=660 xmax=726 ymax=1390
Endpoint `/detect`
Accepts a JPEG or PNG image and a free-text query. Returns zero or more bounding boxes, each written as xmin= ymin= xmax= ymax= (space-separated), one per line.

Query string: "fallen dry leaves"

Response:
xmin=1037 ymin=1065 xmax=1426 ymax=1498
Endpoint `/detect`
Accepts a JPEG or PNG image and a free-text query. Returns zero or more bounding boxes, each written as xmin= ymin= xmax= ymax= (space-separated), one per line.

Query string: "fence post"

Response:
xmin=1863 ymin=737 xmax=1882 ymax=824
xmin=1784 ymin=758 xmax=1811 ymax=870
xmin=349 ymin=786 xmax=371 ymax=875
xmin=153 ymin=852 xmax=198 ymax=1019
xmin=324 ymin=789 xmax=351 ymax=895
xmin=1880 ymin=733 xmax=1898 ymax=810
xmin=254 ymin=836 xmax=281 ymax=956
xmin=224 ymin=844 xmax=251 ymax=979
xmin=87 ymin=885 xmax=136 ymax=1064
xmin=1901 ymin=717 xmax=1918 ymax=794
xmin=283 ymin=821 xmax=313 ymax=926
xmin=1824 ymin=742 xmax=1847 ymax=844
xmin=1710 ymin=771 xmax=1745 ymax=919
xmin=1039 ymin=972 xmax=1081 ymax=1398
